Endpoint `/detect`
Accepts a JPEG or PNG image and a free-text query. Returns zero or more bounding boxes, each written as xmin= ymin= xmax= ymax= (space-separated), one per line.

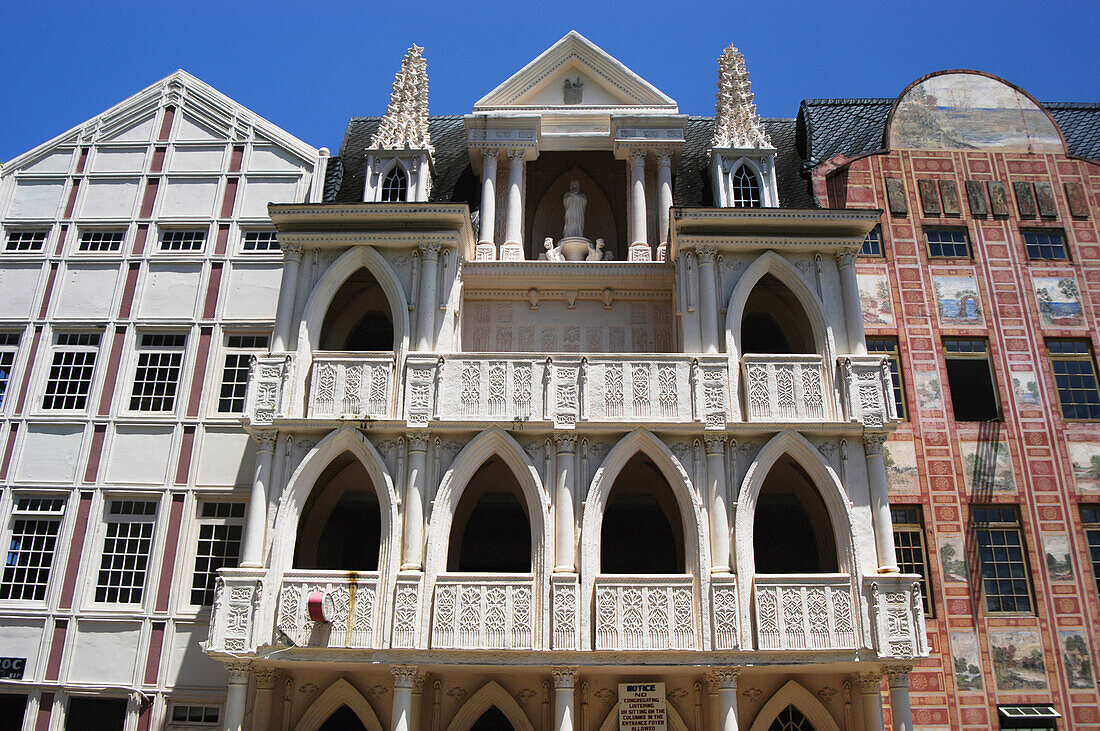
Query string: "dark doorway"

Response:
xmin=471 ymin=707 xmax=514 ymax=731
xmin=0 ymin=694 xmax=26 ymax=731
xmin=768 ymin=705 xmax=815 ymax=731
xmin=66 ymin=697 xmax=127 ymax=730
xmin=319 ymin=705 xmax=368 ymax=731
xmin=753 ymin=456 xmax=838 ymax=574
xmin=601 ymin=454 xmax=684 ymax=574
xmin=320 ymin=268 xmax=394 ymax=351
xmin=295 ymin=453 xmax=382 ymax=571
xmin=448 ymin=458 xmax=532 ymax=573
xmin=741 ymin=274 xmax=815 ymax=355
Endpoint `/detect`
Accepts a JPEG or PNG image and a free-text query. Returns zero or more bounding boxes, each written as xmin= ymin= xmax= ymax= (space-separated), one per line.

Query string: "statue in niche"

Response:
xmin=562 ymin=180 xmax=587 ymax=238
xmin=563 ymin=77 xmax=583 ymax=105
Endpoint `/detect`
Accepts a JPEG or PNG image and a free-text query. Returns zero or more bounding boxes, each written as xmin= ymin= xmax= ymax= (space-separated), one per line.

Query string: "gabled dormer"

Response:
xmin=364 ymin=45 xmax=434 ymax=203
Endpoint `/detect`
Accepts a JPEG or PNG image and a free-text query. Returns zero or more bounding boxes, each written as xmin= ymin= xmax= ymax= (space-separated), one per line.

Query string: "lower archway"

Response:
xmin=747 ymin=681 xmax=840 ymax=731
xmin=767 ymin=705 xmax=814 ymax=731
xmin=319 ymin=706 xmax=368 ymax=731
xmin=471 ymin=707 xmax=514 ymax=730
xmin=293 ymin=678 xmax=385 ymax=731
xmin=445 ymin=681 xmax=534 ymax=731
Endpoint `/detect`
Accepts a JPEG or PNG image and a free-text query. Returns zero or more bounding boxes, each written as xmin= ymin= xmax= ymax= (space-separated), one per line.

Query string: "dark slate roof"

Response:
xmin=797 ymin=98 xmax=1100 ymax=167
xmin=326 ymin=114 xmax=818 ymax=209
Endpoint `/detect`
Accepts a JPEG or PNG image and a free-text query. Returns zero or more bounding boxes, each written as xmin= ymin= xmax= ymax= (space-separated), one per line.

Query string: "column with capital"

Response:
xmin=272 ymin=242 xmax=303 ymax=351
xmin=551 ymin=667 xmax=577 ymax=731
xmin=479 ymin=150 xmax=499 ymax=254
xmin=240 ymin=430 xmax=277 ymax=567
xmin=629 ymin=149 xmax=648 ymax=249
xmin=403 ymin=433 xmax=429 ymax=570
xmin=656 ymin=149 xmax=674 ymax=250
xmin=705 ymin=435 xmax=731 ymax=572
xmin=856 ymin=672 xmax=885 ymax=731
xmin=885 ymin=667 xmax=913 ymax=731
xmin=836 ymin=249 xmax=868 ymax=355
xmin=864 ymin=433 xmax=899 ymax=573
xmin=251 ymin=666 xmax=279 ymax=731
xmin=391 ymin=665 xmax=418 ymax=731
xmin=410 ymin=673 xmax=427 ymax=731
xmin=222 ymin=661 xmax=250 ymax=731
xmin=554 ymin=434 xmax=577 ymax=573
xmin=504 ymin=149 xmax=525 ymax=249
xmin=697 ymin=245 xmax=720 ymax=354
xmin=710 ymin=667 xmax=740 ymax=731
xmin=415 ymin=242 xmax=441 ymax=351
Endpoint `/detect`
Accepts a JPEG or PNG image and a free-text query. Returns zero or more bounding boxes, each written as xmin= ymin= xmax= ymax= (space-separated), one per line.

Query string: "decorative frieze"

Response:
xmin=308 ymin=356 xmax=394 ymax=419
xmin=868 ymin=576 xmax=929 ymax=661
xmin=275 ymin=573 xmax=380 ymax=649
xmin=594 ymin=576 xmax=697 ymax=651
xmin=753 ymin=575 xmax=857 ymax=651
xmin=741 ymin=355 xmax=828 ymax=422
xmin=246 ymin=354 xmax=292 ymax=425
xmin=431 ymin=575 xmax=535 ymax=650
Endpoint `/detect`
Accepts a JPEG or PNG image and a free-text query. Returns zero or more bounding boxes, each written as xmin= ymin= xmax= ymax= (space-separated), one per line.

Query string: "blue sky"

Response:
xmin=1 ymin=0 xmax=1097 ymax=162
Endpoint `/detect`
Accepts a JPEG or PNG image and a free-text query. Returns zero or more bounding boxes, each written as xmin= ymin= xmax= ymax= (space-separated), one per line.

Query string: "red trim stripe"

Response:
xmin=174 ymin=426 xmax=196 ymax=485
xmin=202 ymin=264 xmax=222 ymax=320
xmin=83 ymin=424 xmax=107 ymax=483
xmin=34 ymin=693 xmax=53 ymax=731
xmin=75 ymin=147 xmax=89 ymax=174
xmin=187 ymin=327 xmax=213 ymax=418
xmin=154 ymin=497 xmax=184 ymax=612
xmin=131 ymin=224 xmax=148 ymax=257
xmin=214 ymin=224 xmax=229 ymax=256
xmin=230 ymin=145 xmax=245 ymax=172
xmin=118 ymin=264 xmax=140 ymax=319
xmin=96 ymin=326 xmax=127 ymax=417
xmin=139 ymin=178 xmax=159 ymax=218
xmin=220 ymin=178 xmax=239 ymax=218
xmin=58 ymin=492 xmax=93 ymax=610
xmin=43 ymin=619 xmax=67 ymax=681
xmin=143 ymin=621 xmax=166 ymax=682
xmin=158 ymin=106 xmax=175 ymax=141
xmin=54 ymin=224 xmax=68 ymax=256
xmin=0 ymin=423 xmax=19 ymax=482
xmin=63 ymin=180 xmax=79 ymax=218
xmin=37 ymin=264 xmax=58 ymax=319
xmin=150 ymin=146 xmax=166 ymax=174
xmin=13 ymin=327 xmax=42 ymax=415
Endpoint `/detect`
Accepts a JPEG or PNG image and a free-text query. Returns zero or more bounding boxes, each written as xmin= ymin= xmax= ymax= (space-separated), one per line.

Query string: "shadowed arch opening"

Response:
xmin=747 ymin=680 xmax=840 ymax=731
xmin=319 ymin=706 xmax=368 ymax=731
xmin=470 ymin=708 xmax=514 ymax=731
xmin=753 ymin=454 xmax=838 ymax=574
xmin=601 ymin=453 xmax=685 ymax=574
xmin=381 ymin=165 xmax=408 ymax=202
xmin=448 ymin=456 xmax=532 ymax=573
xmin=294 ymin=451 xmax=382 ymax=571
xmin=742 ymin=274 xmax=815 ymax=355
xmin=731 ymin=164 xmax=762 ymax=208
xmin=768 ymin=706 xmax=814 ymax=731
xmin=320 ymin=267 xmax=395 ymax=351
xmin=446 ymin=681 xmax=534 ymax=731
xmin=293 ymin=678 xmax=385 ymax=731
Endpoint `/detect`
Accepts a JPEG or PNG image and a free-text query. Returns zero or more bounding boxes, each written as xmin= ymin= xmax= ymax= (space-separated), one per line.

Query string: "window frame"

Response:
xmin=167 ymin=702 xmax=222 ymax=729
xmin=890 ymin=505 xmax=933 ymax=615
xmin=867 ymin=337 xmax=907 ymax=420
xmin=39 ymin=331 xmax=102 ymax=413
xmin=971 ymin=505 xmax=1035 ymax=615
xmin=3 ymin=229 xmax=49 ymax=253
xmin=91 ymin=498 xmax=160 ymax=608
xmin=730 ymin=165 xmax=762 ymax=208
xmin=157 ymin=228 xmax=208 ymax=254
xmin=1045 ymin=338 xmax=1100 ymax=422
xmin=942 ymin=337 xmax=1002 ymax=422
xmin=238 ymin=229 xmax=280 ymax=255
xmin=214 ymin=333 xmax=269 ymax=416
xmin=185 ymin=501 xmax=246 ymax=610
xmin=860 ymin=224 xmax=884 ymax=257
xmin=0 ymin=494 xmax=68 ymax=604
xmin=380 ymin=165 xmax=408 ymax=203
xmin=127 ymin=332 xmax=188 ymax=414
xmin=1022 ymin=228 xmax=1069 ymax=261
xmin=0 ymin=332 xmax=22 ymax=411
xmin=924 ymin=226 xmax=972 ymax=259
xmin=76 ymin=228 xmax=126 ymax=254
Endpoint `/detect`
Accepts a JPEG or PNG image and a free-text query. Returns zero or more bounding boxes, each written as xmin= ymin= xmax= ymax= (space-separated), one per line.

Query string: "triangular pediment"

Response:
xmin=474 ymin=31 xmax=677 ymax=111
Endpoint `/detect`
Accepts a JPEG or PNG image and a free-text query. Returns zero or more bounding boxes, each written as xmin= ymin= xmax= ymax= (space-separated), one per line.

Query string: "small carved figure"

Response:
xmin=543 ymin=237 xmax=563 ymax=262
xmin=562 ymin=180 xmax=587 ymax=238
xmin=563 ymin=77 xmax=583 ymax=105
xmin=587 ymin=238 xmax=605 ymax=261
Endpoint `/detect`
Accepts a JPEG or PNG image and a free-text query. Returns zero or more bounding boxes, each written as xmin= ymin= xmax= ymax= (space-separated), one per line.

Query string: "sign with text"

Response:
xmin=0 ymin=658 xmax=25 ymax=680
xmin=618 ymin=682 xmax=667 ymax=731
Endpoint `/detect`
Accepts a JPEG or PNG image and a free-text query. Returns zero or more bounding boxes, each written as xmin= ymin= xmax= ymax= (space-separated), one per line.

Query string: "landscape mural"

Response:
xmin=884 ymin=440 xmax=920 ymax=494
xmin=933 ymin=274 xmax=983 ymax=325
xmin=914 ymin=370 xmax=943 ymax=410
xmin=1069 ymin=442 xmax=1100 ymax=493
xmin=1033 ymin=276 xmax=1084 ymax=328
xmin=1011 ymin=371 xmax=1042 ymax=407
xmin=1041 ymin=534 xmax=1073 ymax=581
xmin=939 ymin=535 xmax=969 ymax=583
xmin=960 ymin=439 xmax=1016 ymax=493
xmin=1060 ymin=631 xmax=1094 ymax=689
xmin=951 ymin=631 xmax=984 ymax=691
xmin=858 ymin=272 xmax=895 ymax=326
xmin=989 ymin=629 xmax=1048 ymax=691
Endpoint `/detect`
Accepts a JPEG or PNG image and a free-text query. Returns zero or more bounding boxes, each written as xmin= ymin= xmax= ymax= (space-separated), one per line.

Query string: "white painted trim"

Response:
xmin=445 ymin=680 xmax=536 ymax=731
xmin=293 ymin=677 xmax=385 ymax=731
xmin=747 ymin=679 xmax=842 ymax=731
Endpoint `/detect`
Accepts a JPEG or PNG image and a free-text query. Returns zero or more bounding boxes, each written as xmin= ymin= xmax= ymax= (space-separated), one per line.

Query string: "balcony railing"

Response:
xmin=430 ymin=574 xmax=536 ymax=650
xmin=753 ymin=574 xmax=857 ymax=651
xmin=307 ymin=354 xmax=396 ymax=420
xmin=867 ymin=574 xmax=930 ymax=661
xmin=274 ymin=571 xmax=382 ymax=649
xmin=839 ymin=355 xmax=898 ymax=428
xmin=206 ymin=568 xmax=265 ymax=654
xmin=594 ymin=575 xmax=697 ymax=651
xmin=741 ymin=354 xmax=831 ymax=422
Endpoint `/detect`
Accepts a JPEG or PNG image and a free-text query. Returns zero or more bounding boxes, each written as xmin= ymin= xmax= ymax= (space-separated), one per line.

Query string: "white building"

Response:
xmin=0 ymin=34 xmax=925 ymax=731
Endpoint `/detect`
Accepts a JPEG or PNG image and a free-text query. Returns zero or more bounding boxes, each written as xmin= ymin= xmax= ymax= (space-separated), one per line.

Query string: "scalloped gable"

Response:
xmin=473 ymin=31 xmax=677 ymax=111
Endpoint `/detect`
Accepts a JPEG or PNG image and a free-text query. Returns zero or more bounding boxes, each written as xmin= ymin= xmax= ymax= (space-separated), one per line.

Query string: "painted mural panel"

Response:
xmin=1011 ymin=371 xmax=1042 ymax=408
xmin=884 ymin=440 xmax=919 ymax=494
xmin=1059 ymin=630 xmax=1095 ymax=689
xmin=939 ymin=535 xmax=969 ymax=584
xmin=932 ymin=275 xmax=983 ymax=325
xmin=951 ymin=631 xmax=984 ymax=691
xmin=889 ymin=72 xmax=1063 ymax=153
xmin=858 ymin=272 xmax=895 ymax=326
xmin=989 ymin=629 xmax=1048 ymax=691
xmin=1032 ymin=276 xmax=1084 ymax=328
xmin=1041 ymin=534 xmax=1073 ymax=581
xmin=1069 ymin=443 xmax=1100 ymax=493
xmin=914 ymin=371 xmax=943 ymax=411
xmin=959 ymin=440 xmax=1015 ymax=493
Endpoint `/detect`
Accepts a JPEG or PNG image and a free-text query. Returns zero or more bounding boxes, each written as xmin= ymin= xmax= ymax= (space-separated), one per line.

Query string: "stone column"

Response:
xmin=223 ymin=661 xmax=250 ymax=731
xmin=864 ymin=433 xmax=899 ymax=573
xmin=553 ymin=434 xmax=577 ymax=573
xmin=656 ymin=149 xmax=674 ymax=246
xmin=551 ymin=667 xmax=577 ymax=731
xmin=391 ymin=665 xmax=418 ymax=731
xmin=415 ymin=242 xmax=441 ymax=351
xmin=251 ymin=666 xmax=279 ymax=731
xmin=885 ymin=667 xmax=913 ymax=731
xmin=505 ymin=149 xmax=525 ymax=248
xmin=240 ymin=430 xmax=276 ymax=567
xmin=857 ymin=672 xmax=885 ymax=731
xmin=704 ymin=436 xmax=731 ymax=572
xmin=410 ymin=673 xmax=426 ymax=731
xmin=479 ymin=150 xmax=498 ymax=248
xmin=711 ymin=667 xmax=739 ymax=731
xmin=836 ymin=249 xmax=868 ymax=355
xmin=272 ymin=243 xmax=303 ymax=351
xmin=402 ymin=433 xmax=429 ymax=570
xmin=696 ymin=245 xmax=720 ymax=354
xmin=629 ymin=149 xmax=648 ymax=248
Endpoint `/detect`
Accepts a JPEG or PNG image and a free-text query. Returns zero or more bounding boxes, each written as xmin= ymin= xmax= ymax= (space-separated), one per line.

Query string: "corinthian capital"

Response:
xmin=554 ymin=433 xmax=577 ymax=453
xmin=696 ymin=244 xmax=718 ymax=261
xmin=251 ymin=429 xmax=278 ymax=454
xmin=834 ymin=249 xmax=858 ymax=268
xmin=551 ymin=666 xmax=578 ymax=689
xmin=708 ymin=666 xmax=740 ymax=689
xmin=855 ymin=672 xmax=882 ymax=692
xmin=862 ymin=432 xmax=888 ymax=455
xmin=391 ymin=664 xmax=419 ymax=689
xmin=703 ymin=434 xmax=727 ymax=454
xmin=628 ymin=148 xmax=648 ymax=167
xmin=280 ymin=242 xmax=304 ymax=261
xmin=507 ymin=148 xmax=526 ymax=163
xmin=419 ymin=241 xmax=442 ymax=260
xmin=406 ymin=432 xmax=430 ymax=452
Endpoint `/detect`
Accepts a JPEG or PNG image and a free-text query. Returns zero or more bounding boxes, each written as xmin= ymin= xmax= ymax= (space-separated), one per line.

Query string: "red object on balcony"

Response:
xmin=307 ymin=591 xmax=334 ymax=623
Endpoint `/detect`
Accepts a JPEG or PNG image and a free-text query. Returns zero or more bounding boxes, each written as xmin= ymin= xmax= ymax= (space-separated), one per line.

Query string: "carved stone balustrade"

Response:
xmin=206 ymin=568 xmax=265 ymax=655
xmin=275 ymin=571 xmax=382 ymax=648
xmin=594 ymin=575 xmax=697 ymax=650
xmin=710 ymin=574 xmax=739 ymax=650
xmin=866 ymin=574 xmax=930 ymax=661
xmin=839 ymin=355 xmax=898 ymax=428
xmin=430 ymin=574 xmax=536 ymax=650
xmin=307 ymin=354 xmax=396 ymax=420
xmin=752 ymin=574 xmax=858 ymax=651
xmin=740 ymin=355 xmax=833 ymax=422
xmin=245 ymin=354 xmax=293 ymax=425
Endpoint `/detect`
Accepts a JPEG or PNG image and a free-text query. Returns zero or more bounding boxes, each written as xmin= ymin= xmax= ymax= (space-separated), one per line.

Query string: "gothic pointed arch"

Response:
xmin=380 ymin=161 xmax=409 ymax=202
xmin=300 ymin=246 xmax=410 ymax=354
xmin=729 ymin=158 xmax=764 ymax=208
xmin=445 ymin=681 xmax=535 ymax=731
xmin=724 ymin=251 xmax=834 ymax=363
xmin=293 ymin=678 xmax=385 ymax=731
xmin=596 ymin=700 xmax=690 ymax=731
xmin=747 ymin=680 xmax=841 ymax=731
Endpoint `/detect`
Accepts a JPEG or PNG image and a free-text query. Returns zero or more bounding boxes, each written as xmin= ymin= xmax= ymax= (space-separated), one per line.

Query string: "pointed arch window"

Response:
xmin=731 ymin=165 xmax=762 ymax=208
xmin=381 ymin=166 xmax=408 ymax=202
xmin=769 ymin=705 xmax=815 ymax=731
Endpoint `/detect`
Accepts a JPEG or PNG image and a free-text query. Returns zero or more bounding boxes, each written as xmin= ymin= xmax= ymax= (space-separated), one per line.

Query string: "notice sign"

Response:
xmin=0 ymin=658 xmax=25 ymax=680
xmin=618 ymin=682 xmax=666 ymax=731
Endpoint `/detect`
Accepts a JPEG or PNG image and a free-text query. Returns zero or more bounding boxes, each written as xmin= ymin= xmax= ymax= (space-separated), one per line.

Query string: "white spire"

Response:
xmin=370 ymin=44 xmax=433 ymax=153
xmin=712 ymin=44 xmax=771 ymax=149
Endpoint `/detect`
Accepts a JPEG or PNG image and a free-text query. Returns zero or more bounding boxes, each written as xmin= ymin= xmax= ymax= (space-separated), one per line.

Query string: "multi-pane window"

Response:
xmin=925 ymin=227 xmax=971 ymax=258
xmin=4 ymin=230 xmax=47 ymax=252
xmin=891 ymin=506 xmax=933 ymax=614
xmin=943 ymin=338 xmax=1000 ymax=421
xmin=867 ymin=337 xmax=907 ymax=419
xmin=159 ymin=230 xmax=206 ymax=252
xmin=730 ymin=166 xmax=762 ymax=208
xmin=42 ymin=333 xmax=100 ymax=410
xmin=1046 ymin=339 xmax=1100 ymax=420
xmin=1023 ymin=229 xmax=1068 ymax=260
xmin=190 ymin=502 xmax=245 ymax=606
xmin=972 ymin=506 xmax=1033 ymax=613
xmin=1082 ymin=506 xmax=1100 ymax=601
xmin=78 ymin=230 xmax=125 ymax=253
xmin=130 ymin=333 xmax=186 ymax=412
xmin=217 ymin=335 xmax=269 ymax=413
xmin=95 ymin=500 xmax=157 ymax=604
xmin=0 ymin=333 xmax=20 ymax=408
xmin=860 ymin=224 xmax=883 ymax=256
xmin=240 ymin=230 xmax=279 ymax=253
xmin=381 ymin=167 xmax=408 ymax=203
xmin=0 ymin=497 xmax=66 ymax=601
xmin=170 ymin=704 xmax=221 ymax=726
